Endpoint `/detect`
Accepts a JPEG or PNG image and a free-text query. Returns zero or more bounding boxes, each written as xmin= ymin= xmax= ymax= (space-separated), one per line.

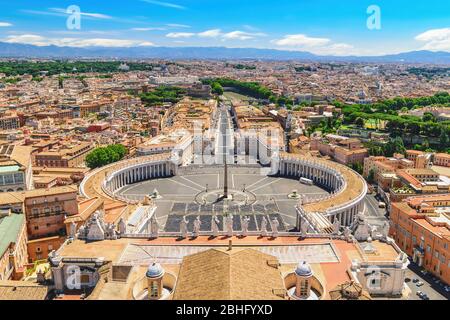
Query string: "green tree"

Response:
xmin=439 ymin=128 xmax=450 ymax=147
xmin=354 ymin=117 xmax=365 ymax=127
xmin=211 ymin=82 xmax=224 ymax=95
xmin=422 ymin=112 xmax=436 ymax=122
xmin=86 ymin=144 xmax=128 ymax=169
xmin=384 ymin=137 xmax=406 ymax=157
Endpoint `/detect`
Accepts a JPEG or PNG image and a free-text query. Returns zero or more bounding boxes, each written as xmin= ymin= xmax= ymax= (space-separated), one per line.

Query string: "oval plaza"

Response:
xmin=54 ymin=101 xmax=409 ymax=301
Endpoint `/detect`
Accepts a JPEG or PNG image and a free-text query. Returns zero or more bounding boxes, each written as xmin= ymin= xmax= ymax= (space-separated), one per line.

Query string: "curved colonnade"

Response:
xmin=80 ymin=151 xmax=367 ymax=234
xmin=80 ymin=153 xmax=176 ymax=204
xmin=276 ymin=153 xmax=367 ymax=233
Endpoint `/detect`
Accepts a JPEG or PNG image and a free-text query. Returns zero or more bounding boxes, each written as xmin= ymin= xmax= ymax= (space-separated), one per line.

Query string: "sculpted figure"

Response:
xmin=149 ymin=216 xmax=159 ymax=238
xmin=193 ymin=216 xmax=202 ymax=237
xmin=69 ymin=221 xmax=77 ymax=239
xmin=241 ymin=216 xmax=250 ymax=237
xmin=271 ymin=217 xmax=280 ymax=238
xmin=225 ymin=214 xmax=234 ymax=237
xmin=118 ymin=218 xmax=126 ymax=235
xmin=180 ymin=216 xmax=189 ymax=239
xmin=260 ymin=216 xmax=268 ymax=237
xmin=211 ymin=215 xmax=220 ymax=237
xmin=333 ymin=219 xmax=341 ymax=235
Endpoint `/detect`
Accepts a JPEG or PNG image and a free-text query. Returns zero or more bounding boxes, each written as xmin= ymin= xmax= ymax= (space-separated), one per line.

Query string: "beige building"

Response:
xmin=0 ymin=211 xmax=28 ymax=281
xmin=136 ymin=129 xmax=193 ymax=166
xmin=34 ymin=142 xmax=94 ymax=168
xmin=0 ymin=115 xmax=20 ymax=130
xmin=0 ymin=144 xmax=34 ymax=192
xmin=434 ymin=153 xmax=450 ymax=167
xmin=311 ymin=134 xmax=368 ymax=165
xmin=164 ymin=98 xmax=217 ymax=133
xmin=0 ymin=186 xmax=79 ymax=262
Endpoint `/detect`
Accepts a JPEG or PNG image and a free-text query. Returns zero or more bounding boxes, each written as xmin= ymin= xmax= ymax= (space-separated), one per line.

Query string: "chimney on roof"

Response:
xmin=228 ymin=240 xmax=232 ymax=251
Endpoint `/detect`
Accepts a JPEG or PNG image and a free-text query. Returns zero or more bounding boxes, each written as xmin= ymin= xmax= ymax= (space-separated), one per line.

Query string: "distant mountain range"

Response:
xmin=0 ymin=42 xmax=449 ymax=64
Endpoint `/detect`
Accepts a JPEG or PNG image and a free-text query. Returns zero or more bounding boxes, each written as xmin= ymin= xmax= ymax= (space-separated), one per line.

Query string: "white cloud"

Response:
xmin=141 ymin=0 xmax=186 ymax=10
xmin=4 ymin=34 xmax=154 ymax=47
xmin=242 ymin=25 xmax=259 ymax=32
xmin=415 ymin=28 xmax=450 ymax=51
xmin=0 ymin=22 xmax=12 ymax=27
xmin=132 ymin=27 xmax=166 ymax=31
xmin=274 ymin=34 xmax=330 ymax=47
xmin=49 ymin=8 xmax=112 ymax=20
xmin=20 ymin=8 xmax=116 ymax=21
xmin=222 ymin=31 xmax=266 ymax=41
xmin=198 ymin=29 xmax=222 ymax=38
xmin=166 ymin=23 xmax=191 ymax=28
xmin=309 ymin=43 xmax=355 ymax=56
xmin=162 ymin=28 xmax=267 ymax=43
xmin=166 ymin=32 xmax=195 ymax=38
xmin=272 ymin=34 xmax=357 ymax=56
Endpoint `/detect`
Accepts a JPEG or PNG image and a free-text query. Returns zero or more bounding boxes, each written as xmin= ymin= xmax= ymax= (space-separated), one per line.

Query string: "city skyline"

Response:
xmin=0 ymin=0 xmax=448 ymax=56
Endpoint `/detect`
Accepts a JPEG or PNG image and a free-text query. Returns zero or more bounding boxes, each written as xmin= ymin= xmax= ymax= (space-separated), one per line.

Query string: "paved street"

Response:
xmin=405 ymin=261 xmax=449 ymax=300
xmin=363 ymin=193 xmax=389 ymax=228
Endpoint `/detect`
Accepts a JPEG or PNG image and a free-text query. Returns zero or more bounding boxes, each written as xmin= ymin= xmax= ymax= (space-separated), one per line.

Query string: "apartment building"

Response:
xmin=0 ymin=211 xmax=28 ymax=281
xmin=34 ymin=142 xmax=94 ymax=168
xmin=165 ymin=98 xmax=217 ymax=132
xmin=389 ymin=195 xmax=450 ymax=285
xmin=136 ymin=129 xmax=193 ymax=166
xmin=311 ymin=134 xmax=368 ymax=165
xmin=0 ymin=114 xmax=20 ymax=130
xmin=22 ymin=186 xmax=78 ymax=261
xmin=405 ymin=150 xmax=432 ymax=169
xmin=0 ymin=144 xmax=34 ymax=192
xmin=232 ymin=104 xmax=286 ymax=156
xmin=434 ymin=153 xmax=450 ymax=167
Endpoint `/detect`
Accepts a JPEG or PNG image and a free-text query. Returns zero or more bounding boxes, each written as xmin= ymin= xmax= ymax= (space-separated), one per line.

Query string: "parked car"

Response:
xmin=413 ymin=278 xmax=420 ymax=283
xmin=416 ymin=281 xmax=425 ymax=287
xmin=416 ymin=291 xmax=423 ymax=297
xmin=421 ymin=294 xmax=430 ymax=300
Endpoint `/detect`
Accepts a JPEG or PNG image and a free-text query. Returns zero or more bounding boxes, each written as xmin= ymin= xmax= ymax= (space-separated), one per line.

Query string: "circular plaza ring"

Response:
xmin=194 ymin=188 xmax=257 ymax=206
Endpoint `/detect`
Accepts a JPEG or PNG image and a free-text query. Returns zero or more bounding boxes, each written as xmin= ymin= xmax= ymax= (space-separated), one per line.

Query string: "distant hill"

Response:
xmin=0 ymin=42 xmax=449 ymax=64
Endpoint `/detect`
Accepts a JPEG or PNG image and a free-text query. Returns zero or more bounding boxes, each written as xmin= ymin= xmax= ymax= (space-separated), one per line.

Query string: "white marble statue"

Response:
xmin=271 ymin=217 xmax=280 ymax=238
xmin=106 ymin=223 xmax=118 ymax=240
xmin=118 ymin=218 xmax=126 ymax=235
xmin=343 ymin=227 xmax=352 ymax=242
xmin=241 ymin=216 xmax=250 ymax=237
xmin=149 ymin=216 xmax=159 ymax=238
xmin=211 ymin=215 xmax=220 ymax=237
xmin=354 ymin=214 xmax=371 ymax=241
xmin=180 ymin=216 xmax=189 ymax=239
xmin=381 ymin=221 xmax=390 ymax=240
xmin=69 ymin=221 xmax=77 ymax=239
xmin=260 ymin=216 xmax=268 ymax=237
xmin=193 ymin=216 xmax=202 ymax=237
xmin=225 ymin=214 xmax=234 ymax=237
xmin=333 ymin=219 xmax=341 ymax=235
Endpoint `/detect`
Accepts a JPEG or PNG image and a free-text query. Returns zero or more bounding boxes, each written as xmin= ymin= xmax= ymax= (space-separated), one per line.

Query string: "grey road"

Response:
xmin=363 ymin=193 xmax=389 ymax=228
xmin=405 ymin=261 xmax=449 ymax=300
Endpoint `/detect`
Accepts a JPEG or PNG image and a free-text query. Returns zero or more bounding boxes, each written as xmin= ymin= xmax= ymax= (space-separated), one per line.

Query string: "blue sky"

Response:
xmin=0 ymin=0 xmax=449 ymax=55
